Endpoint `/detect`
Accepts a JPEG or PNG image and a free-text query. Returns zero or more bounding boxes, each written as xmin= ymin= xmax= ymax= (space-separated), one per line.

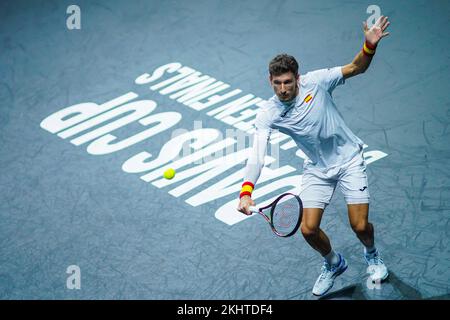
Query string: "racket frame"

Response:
xmin=250 ymin=192 xmax=303 ymax=237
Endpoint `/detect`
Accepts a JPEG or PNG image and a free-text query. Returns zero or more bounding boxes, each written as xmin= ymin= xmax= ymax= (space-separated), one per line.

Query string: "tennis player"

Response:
xmin=238 ymin=16 xmax=390 ymax=296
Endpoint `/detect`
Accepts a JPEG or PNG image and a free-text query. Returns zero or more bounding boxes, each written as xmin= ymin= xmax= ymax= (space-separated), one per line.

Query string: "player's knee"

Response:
xmin=351 ymin=221 xmax=368 ymax=234
xmin=301 ymin=224 xmax=319 ymax=238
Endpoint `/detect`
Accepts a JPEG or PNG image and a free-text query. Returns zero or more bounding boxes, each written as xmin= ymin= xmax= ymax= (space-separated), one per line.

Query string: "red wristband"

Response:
xmin=365 ymin=40 xmax=377 ymax=50
xmin=362 ymin=40 xmax=377 ymax=56
xmin=240 ymin=181 xmax=254 ymax=198
xmin=239 ymin=191 xmax=252 ymax=198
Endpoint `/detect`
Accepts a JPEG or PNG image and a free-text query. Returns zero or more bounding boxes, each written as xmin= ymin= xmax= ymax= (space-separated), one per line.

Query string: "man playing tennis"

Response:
xmin=237 ymin=16 xmax=390 ymax=296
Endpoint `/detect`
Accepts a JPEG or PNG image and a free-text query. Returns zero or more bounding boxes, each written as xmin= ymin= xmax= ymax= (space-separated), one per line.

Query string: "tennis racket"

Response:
xmin=248 ymin=192 xmax=303 ymax=237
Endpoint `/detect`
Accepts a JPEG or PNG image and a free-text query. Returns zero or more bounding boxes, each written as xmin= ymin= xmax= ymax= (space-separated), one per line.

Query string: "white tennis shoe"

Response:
xmin=312 ymin=253 xmax=348 ymax=296
xmin=365 ymin=250 xmax=389 ymax=283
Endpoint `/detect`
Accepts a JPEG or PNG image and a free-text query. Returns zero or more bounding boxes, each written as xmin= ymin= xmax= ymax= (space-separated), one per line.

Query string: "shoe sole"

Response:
xmin=312 ymin=262 xmax=348 ymax=297
xmin=371 ymin=270 xmax=389 ymax=283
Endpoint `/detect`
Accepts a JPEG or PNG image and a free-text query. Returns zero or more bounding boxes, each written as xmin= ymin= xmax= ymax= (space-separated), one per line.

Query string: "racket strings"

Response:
xmin=272 ymin=196 xmax=300 ymax=235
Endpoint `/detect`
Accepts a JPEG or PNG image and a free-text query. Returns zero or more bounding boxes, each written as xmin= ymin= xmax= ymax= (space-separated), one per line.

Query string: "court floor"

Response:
xmin=0 ymin=0 xmax=449 ymax=299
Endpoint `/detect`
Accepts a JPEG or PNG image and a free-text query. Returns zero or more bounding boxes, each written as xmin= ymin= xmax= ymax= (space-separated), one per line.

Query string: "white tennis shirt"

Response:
xmin=244 ymin=66 xmax=364 ymax=184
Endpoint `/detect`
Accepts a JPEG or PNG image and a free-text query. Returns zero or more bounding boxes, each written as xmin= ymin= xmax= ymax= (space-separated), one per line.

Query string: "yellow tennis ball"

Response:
xmin=163 ymin=168 xmax=176 ymax=179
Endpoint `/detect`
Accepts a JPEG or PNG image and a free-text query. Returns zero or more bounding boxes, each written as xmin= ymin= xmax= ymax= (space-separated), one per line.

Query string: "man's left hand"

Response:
xmin=363 ymin=15 xmax=390 ymax=46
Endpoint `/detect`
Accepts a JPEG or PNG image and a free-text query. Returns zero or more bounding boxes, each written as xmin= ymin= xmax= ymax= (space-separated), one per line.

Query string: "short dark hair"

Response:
xmin=269 ymin=53 xmax=299 ymax=77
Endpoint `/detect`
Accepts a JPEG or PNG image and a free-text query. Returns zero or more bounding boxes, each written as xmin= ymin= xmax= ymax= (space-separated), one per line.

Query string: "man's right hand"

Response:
xmin=237 ymin=195 xmax=255 ymax=215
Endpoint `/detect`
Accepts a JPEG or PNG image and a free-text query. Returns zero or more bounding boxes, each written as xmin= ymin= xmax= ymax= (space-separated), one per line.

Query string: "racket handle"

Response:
xmin=248 ymin=206 xmax=258 ymax=213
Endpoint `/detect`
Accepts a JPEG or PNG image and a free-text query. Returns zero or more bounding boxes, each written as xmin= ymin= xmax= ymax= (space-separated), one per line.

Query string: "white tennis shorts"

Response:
xmin=300 ymin=149 xmax=370 ymax=209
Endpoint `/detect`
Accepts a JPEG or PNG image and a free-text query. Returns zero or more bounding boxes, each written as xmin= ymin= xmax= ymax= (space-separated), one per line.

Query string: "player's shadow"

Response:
xmin=318 ymin=271 xmax=428 ymax=300
xmin=426 ymin=294 xmax=450 ymax=300
xmin=318 ymin=283 xmax=368 ymax=300
xmin=387 ymin=272 xmax=450 ymax=300
xmin=385 ymin=271 xmax=422 ymax=299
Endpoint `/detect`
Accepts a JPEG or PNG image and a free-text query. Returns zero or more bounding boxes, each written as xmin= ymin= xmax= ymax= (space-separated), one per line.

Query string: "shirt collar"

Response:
xmin=273 ymin=92 xmax=302 ymax=109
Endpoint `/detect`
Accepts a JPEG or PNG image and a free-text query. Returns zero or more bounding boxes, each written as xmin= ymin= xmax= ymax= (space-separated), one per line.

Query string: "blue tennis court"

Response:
xmin=0 ymin=0 xmax=449 ymax=299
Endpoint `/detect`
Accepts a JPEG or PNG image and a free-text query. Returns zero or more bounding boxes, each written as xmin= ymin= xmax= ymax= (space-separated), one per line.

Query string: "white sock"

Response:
xmin=364 ymin=245 xmax=377 ymax=256
xmin=324 ymin=250 xmax=340 ymax=266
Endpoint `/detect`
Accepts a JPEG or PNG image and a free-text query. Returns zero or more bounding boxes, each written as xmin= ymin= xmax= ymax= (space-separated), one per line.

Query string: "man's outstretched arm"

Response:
xmin=342 ymin=15 xmax=390 ymax=79
xmin=237 ymin=128 xmax=270 ymax=215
